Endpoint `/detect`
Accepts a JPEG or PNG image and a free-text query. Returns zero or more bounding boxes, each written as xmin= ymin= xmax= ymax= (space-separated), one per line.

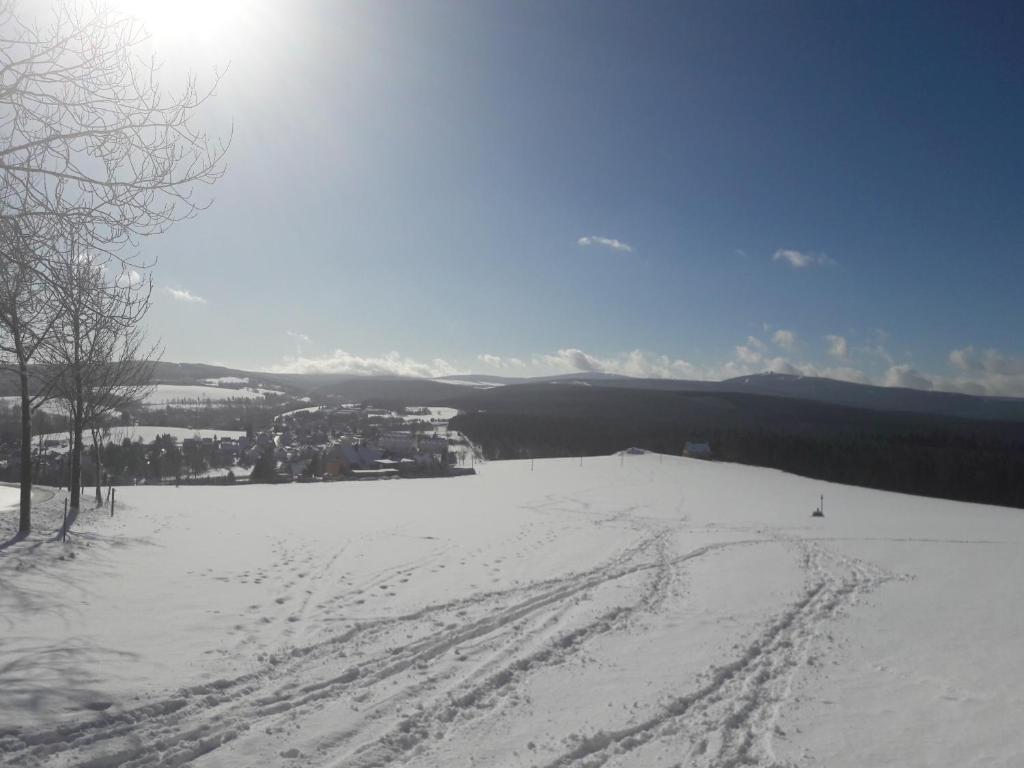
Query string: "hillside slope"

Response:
xmin=2 ymin=456 xmax=1022 ymax=767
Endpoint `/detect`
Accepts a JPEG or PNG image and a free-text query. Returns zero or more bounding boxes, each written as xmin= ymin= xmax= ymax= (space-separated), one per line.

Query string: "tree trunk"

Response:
xmin=69 ymin=310 xmax=83 ymax=513
xmin=18 ymin=359 xmax=32 ymax=534
xmin=70 ymin=411 xmax=83 ymax=513
xmin=93 ymin=432 xmax=103 ymax=506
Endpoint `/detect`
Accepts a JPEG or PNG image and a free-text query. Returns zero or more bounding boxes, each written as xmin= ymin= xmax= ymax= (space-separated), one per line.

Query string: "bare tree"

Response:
xmin=0 ymin=219 xmax=57 ymax=533
xmin=83 ymin=312 xmax=157 ymax=504
xmin=0 ymin=1 xmax=227 ymax=530
xmin=45 ymin=244 xmax=156 ymax=514
xmin=0 ymin=0 xmax=229 ymax=264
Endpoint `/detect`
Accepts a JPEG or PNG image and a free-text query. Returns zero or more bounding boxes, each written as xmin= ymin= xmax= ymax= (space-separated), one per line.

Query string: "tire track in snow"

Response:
xmin=329 ymin=531 xmax=679 ymax=767
xmin=535 ymin=539 xmax=894 ymax=768
xmin=317 ymin=536 xmax=772 ymax=767
xmin=0 ymin=527 xmax=704 ymax=767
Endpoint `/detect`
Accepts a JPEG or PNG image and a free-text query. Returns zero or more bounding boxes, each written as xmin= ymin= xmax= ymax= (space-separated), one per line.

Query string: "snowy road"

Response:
xmin=1 ymin=454 xmax=1022 ymax=767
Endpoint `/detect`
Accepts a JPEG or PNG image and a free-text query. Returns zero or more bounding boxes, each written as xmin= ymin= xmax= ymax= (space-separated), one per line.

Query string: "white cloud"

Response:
xmin=499 ymin=336 xmax=1020 ymax=395
xmin=938 ymin=346 xmax=1024 ymax=397
xmin=825 ymin=334 xmax=849 ymax=360
xmin=735 ymin=342 xmax=764 ymax=366
xmin=540 ymin=348 xmax=605 ymax=373
xmin=772 ymin=248 xmax=833 ymax=268
xmin=286 ymin=330 xmax=312 ymax=356
xmin=471 ymin=337 xmax=905 ymax=391
xmin=115 ymin=269 xmax=143 ymax=288
xmin=949 ymin=346 xmax=974 ymax=371
xmin=577 ymin=236 xmax=633 ymax=253
xmin=535 ymin=348 xmax=701 ymax=380
xmin=948 ymin=346 xmax=1024 ymax=376
xmin=478 ymin=354 xmax=526 ymax=369
xmin=480 ymin=334 xmax=1024 ymax=398
xmin=166 ymin=287 xmax=206 ymax=304
xmin=884 ymin=364 xmax=934 ymax=391
xmin=271 ymin=350 xmax=461 ymax=378
xmin=772 ymin=329 xmax=797 ymax=350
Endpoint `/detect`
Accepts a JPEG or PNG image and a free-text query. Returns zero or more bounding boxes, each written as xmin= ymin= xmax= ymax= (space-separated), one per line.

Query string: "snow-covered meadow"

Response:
xmin=1 ymin=454 xmax=1022 ymax=767
xmin=142 ymin=384 xmax=283 ymax=407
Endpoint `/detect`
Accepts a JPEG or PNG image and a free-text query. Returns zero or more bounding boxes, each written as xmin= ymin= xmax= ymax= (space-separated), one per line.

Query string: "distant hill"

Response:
xmin=138 ymin=364 xmax=1024 ymax=423
xmin=714 ymin=373 xmax=1024 ymax=422
xmin=9 ymin=360 xmax=1023 ymax=507
xmin=432 ymin=371 xmax=1024 ymax=423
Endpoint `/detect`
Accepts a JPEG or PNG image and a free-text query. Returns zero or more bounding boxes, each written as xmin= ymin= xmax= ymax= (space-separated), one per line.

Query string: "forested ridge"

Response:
xmin=450 ymin=388 xmax=1024 ymax=509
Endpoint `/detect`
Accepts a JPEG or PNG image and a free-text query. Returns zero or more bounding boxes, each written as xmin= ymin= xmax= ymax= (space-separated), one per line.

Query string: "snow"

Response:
xmin=1 ymin=454 xmax=1023 ymax=767
xmin=433 ymin=377 xmax=505 ymax=388
xmin=0 ymin=484 xmax=18 ymax=509
xmin=276 ymin=405 xmax=324 ymax=419
xmin=36 ymin=425 xmax=245 ymax=453
xmin=143 ymin=384 xmax=282 ymax=406
xmin=401 ymin=406 xmax=459 ymax=422
xmin=198 ymin=465 xmax=253 ymax=479
xmin=200 ymin=377 xmax=251 ymax=385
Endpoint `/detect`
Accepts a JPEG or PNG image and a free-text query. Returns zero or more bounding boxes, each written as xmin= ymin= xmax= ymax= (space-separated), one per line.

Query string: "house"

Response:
xmin=324 ymin=443 xmax=383 ymax=476
xmin=683 ymin=442 xmax=713 ymax=459
xmin=377 ymin=432 xmax=418 ymax=456
xmin=418 ymin=435 xmax=449 ymax=455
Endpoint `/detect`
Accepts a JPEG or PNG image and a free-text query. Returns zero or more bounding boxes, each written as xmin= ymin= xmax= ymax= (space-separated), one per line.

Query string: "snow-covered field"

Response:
xmin=200 ymin=377 xmax=252 ymax=386
xmin=144 ymin=384 xmax=282 ymax=406
xmin=399 ymin=406 xmax=459 ymax=422
xmin=1 ymin=454 xmax=1022 ymax=767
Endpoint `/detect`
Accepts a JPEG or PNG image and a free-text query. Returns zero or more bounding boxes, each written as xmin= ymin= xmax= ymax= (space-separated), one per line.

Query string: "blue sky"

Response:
xmin=127 ymin=1 xmax=1024 ymax=395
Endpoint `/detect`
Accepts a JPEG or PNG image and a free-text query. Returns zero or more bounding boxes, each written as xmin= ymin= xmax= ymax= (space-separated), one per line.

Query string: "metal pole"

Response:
xmin=62 ymin=498 xmax=67 ymax=542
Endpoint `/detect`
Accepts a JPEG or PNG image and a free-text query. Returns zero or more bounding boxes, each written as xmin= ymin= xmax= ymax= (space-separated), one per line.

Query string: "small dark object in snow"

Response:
xmin=812 ymin=493 xmax=825 ymax=517
xmin=83 ymin=701 xmax=114 ymax=711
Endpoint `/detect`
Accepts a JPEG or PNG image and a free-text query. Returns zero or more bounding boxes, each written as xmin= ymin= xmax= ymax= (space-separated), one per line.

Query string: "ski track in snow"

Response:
xmin=0 ymin=474 xmax=905 ymax=768
xmin=536 ymin=539 xmax=895 ymax=768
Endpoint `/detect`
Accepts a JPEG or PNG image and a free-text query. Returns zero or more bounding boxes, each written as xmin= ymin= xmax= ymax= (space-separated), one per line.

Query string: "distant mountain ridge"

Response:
xmin=134 ymin=363 xmax=1024 ymax=423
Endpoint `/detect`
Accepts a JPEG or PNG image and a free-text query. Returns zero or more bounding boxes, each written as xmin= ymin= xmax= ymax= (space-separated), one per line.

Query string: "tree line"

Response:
xmin=4 ymin=432 xmax=242 ymax=488
xmin=0 ymin=1 xmax=226 ymax=533
xmin=450 ymin=412 xmax=1024 ymax=509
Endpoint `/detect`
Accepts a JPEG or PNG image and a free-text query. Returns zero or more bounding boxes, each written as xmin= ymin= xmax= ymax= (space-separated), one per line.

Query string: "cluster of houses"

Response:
xmin=256 ymin=404 xmax=466 ymax=482
xmin=0 ymin=401 xmax=471 ymax=486
xmin=3 ymin=402 xmax=718 ymax=486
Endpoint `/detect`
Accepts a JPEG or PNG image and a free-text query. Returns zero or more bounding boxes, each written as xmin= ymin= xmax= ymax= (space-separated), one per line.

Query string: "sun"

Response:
xmin=123 ymin=0 xmax=254 ymax=51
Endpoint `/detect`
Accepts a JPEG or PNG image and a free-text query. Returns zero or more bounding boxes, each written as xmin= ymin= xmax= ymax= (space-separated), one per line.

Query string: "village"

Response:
xmin=0 ymin=402 xmax=477 ymax=487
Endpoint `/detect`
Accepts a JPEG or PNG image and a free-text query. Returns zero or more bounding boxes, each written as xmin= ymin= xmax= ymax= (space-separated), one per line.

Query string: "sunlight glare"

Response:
xmin=125 ymin=0 xmax=254 ymax=50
